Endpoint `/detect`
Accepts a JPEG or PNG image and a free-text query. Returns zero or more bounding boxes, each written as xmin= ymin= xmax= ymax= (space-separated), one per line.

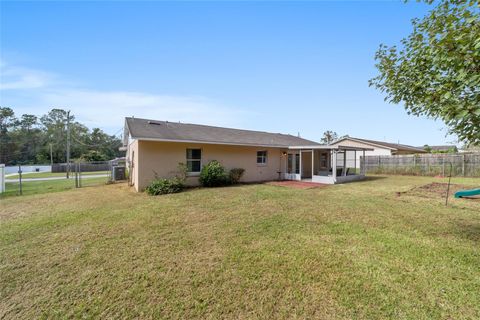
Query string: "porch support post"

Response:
xmin=299 ymin=150 xmax=302 ymax=179
xmin=311 ymin=149 xmax=314 ymax=177
xmin=354 ymin=150 xmax=357 ymax=172
xmin=332 ymin=150 xmax=337 ymax=182
xmin=362 ymin=150 xmax=366 ymax=175
xmin=343 ymin=150 xmax=347 ymax=176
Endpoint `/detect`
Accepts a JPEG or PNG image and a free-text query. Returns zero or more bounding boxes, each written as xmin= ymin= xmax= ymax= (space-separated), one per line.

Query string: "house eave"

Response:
xmin=288 ymin=145 xmax=374 ymax=151
xmin=133 ymin=137 xmax=297 ymax=148
xmin=331 ymin=137 xmax=398 ymax=151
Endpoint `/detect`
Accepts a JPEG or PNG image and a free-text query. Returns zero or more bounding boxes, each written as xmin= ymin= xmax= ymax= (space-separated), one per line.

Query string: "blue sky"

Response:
xmin=0 ymin=1 xmax=454 ymax=145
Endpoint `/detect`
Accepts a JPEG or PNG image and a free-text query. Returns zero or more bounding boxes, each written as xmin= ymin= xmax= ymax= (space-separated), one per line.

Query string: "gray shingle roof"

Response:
xmin=332 ymin=137 xmax=427 ymax=153
xmin=125 ymin=117 xmax=320 ymax=148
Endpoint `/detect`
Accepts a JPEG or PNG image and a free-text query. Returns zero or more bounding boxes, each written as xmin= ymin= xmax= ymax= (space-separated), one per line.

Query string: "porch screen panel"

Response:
xmin=295 ymin=154 xmax=300 ymax=174
xmin=287 ymin=154 xmax=293 ymax=173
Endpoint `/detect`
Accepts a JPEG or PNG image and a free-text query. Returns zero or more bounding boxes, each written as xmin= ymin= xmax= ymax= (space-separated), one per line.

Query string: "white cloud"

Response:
xmin=0 ymin=61 xmax=54 ymax=90
xmin=0 ymin=61 xmax=252 ymax=133
xmin=40 ymin=89 xmax=250 ymax=130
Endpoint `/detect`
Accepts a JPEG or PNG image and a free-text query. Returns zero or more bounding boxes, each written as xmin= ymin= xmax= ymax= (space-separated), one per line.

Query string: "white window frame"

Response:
xmin=186 ymin=148 xmax=202 ymax=176
xmin=256 ymin=150 xmax=268 ymax=166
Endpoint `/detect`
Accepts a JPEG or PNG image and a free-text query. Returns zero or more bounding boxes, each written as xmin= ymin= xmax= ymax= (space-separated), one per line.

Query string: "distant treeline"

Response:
xmin=0 ymin=107 xmax=123 ymax=165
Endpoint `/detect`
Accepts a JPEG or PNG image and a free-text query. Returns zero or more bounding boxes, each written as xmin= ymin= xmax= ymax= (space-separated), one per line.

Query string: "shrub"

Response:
xmin=145 ymin=163 xmax=187 ymax=196
xmin=145 ymin=163 xmax=188 ymax=196
xmin=229 ymin=168 xmax=245 ymax=184
xmin=175 ymin=162 xmax=188 ymax=182
xmin=145 ymin=177 xmax=184 ymax=195
xmin=199 ymin=160 xmax=228 ymax=187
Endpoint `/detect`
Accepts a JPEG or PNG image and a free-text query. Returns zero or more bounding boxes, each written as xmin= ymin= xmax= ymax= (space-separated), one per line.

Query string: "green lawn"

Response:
xmin=0 ymin=176 xmax=479 ymax=319
xmin=6 ymin=170 xmax=109 ymax=179
xmin=1 ymin=177 xmax=109 ymax=198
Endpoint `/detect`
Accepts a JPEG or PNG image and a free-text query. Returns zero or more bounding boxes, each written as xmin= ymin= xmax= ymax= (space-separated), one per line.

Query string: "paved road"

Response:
xmin=5 ymin=174 xmax=108 ymax=183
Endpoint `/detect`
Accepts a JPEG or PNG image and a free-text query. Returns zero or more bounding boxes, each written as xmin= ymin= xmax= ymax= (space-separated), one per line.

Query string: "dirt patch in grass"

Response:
xmin=397 ymin=182 xmax=478 ymax=198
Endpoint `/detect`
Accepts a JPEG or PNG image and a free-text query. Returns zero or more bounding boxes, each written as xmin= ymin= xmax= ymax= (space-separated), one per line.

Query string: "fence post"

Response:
xmin=79 ymin=163 xmax=82 ymax=188
xmin=462 ymin=154 xmax=466 ymax=176
xmin=18 ymin=165 xmax=22 ymax=196
xmin=75 ymin=163 xmax=79 ymax=188
xmin=442 ymin=157 xmax=445 ymax=177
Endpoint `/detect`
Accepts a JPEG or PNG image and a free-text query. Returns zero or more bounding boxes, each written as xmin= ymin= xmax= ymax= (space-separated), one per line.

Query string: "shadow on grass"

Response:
xmin=363 ymin=175 xmax=388 ymax=182
xmin=453 ymin=220 xmax=480 ymax=242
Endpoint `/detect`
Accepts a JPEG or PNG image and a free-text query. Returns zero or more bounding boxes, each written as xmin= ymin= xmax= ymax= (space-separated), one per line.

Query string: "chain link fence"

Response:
xmin=1 ymin=161 xmax=126 ymax=197
xmin=362 ymin=153 xmax=480 ymax=177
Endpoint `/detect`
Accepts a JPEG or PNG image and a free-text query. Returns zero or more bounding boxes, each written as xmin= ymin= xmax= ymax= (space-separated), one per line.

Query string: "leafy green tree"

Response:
xmin=320 ymin=131 xmax=339 ymax=145
xmin=0 ymin=107 xmax=18 ymax=164
xmin=0 ymin=107 xmax=16 ymax=132
xmin=86 ymin=128 xmax=122 ymax=159
xmin=18 ymin=114 xmax=38 ymax=131
xmin=1 ymin=107 xmax=124 ymax=165
xmin=80 ymin=150 xmax=108 ymax=162
xmin=369 ymin=0 xmax=480 ymax=145
xmin=40 ymin=109 xmax=72 ymax=163
xmin=13 ymin=114 xmax=42 ymax=164
xmin=39 ymin=109 xmax=89 ymax=163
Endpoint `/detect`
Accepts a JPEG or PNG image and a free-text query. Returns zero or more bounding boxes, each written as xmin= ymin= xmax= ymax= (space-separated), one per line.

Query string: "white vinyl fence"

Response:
xmin=362 ymin=153 xmax=480 ymax=177
xmin=5 ymin=165 xmax=51 ymax=175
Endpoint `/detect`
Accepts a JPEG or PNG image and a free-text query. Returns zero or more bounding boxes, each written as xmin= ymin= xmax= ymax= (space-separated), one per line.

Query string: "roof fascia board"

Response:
xmin=333 ymin=137 xmax=397 ymax=151
xmin=135 ymin=137 xmax=294 ymax=148
xmin=289 ymin=145 xmax=374 ymax=151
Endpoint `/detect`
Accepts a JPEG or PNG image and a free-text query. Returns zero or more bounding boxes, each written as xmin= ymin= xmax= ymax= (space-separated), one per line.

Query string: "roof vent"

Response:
xmin=148 ymin=121 xmax=162 ymax=125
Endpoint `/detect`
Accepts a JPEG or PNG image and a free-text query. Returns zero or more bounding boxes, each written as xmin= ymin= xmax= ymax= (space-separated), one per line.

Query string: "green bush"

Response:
xmin=229 ymin=168 xmax=245 ymax=184
xmin=199 ymin=160 xmax=228 ymax=187
xmin=145 ymin=177 xmax=184 ymax=195
xmin=145 ymin=163 xmax=188 ymax=196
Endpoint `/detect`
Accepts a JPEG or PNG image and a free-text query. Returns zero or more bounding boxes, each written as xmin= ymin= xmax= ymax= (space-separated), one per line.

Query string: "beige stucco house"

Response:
xmin=330 ymin=137 xmax=427 ymax=169
xmin=124 ymin=118 xmax=371 ymax=191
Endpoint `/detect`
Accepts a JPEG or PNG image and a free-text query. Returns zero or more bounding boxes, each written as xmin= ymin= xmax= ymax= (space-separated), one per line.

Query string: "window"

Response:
xmin=295 ymin=154 xmax=300 ymax=174
xmin=186 ymin=149 xmax=202 ymax=173
xmin=257 ymin=151 xmax=267 ymax=165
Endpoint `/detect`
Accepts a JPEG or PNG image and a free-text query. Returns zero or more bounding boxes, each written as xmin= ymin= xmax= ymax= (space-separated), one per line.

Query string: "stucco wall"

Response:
xmin=135 ymin=140 xmax=287 ymax=191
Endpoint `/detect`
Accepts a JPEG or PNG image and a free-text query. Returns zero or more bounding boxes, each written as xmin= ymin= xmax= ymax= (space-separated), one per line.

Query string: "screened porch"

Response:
xmin=283 ymin=145 xmax=373 ymax=184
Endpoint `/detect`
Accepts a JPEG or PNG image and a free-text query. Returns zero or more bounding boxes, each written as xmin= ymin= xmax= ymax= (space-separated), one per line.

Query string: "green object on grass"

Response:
xmin=454 ymin=188 xmax=480 ymax=198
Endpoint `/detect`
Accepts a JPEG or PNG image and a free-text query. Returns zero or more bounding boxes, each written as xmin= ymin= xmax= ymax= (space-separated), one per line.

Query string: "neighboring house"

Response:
xmin=422 ymin=145 xmax=458 ymax=153
xmin=124 ymin=118 xmax=371 ymax=191
xmin=330 ymin=137 xmax=427 ymax=168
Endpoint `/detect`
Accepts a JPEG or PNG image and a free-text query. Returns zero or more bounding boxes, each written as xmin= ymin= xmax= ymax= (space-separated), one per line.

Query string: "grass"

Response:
xmin=1 ymin=177 xmax=109 ymax=198
xmin=0 ymin=175 xmax=479 ymax=319
xmin=6 ymin=170 xmax=109 ymax=179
